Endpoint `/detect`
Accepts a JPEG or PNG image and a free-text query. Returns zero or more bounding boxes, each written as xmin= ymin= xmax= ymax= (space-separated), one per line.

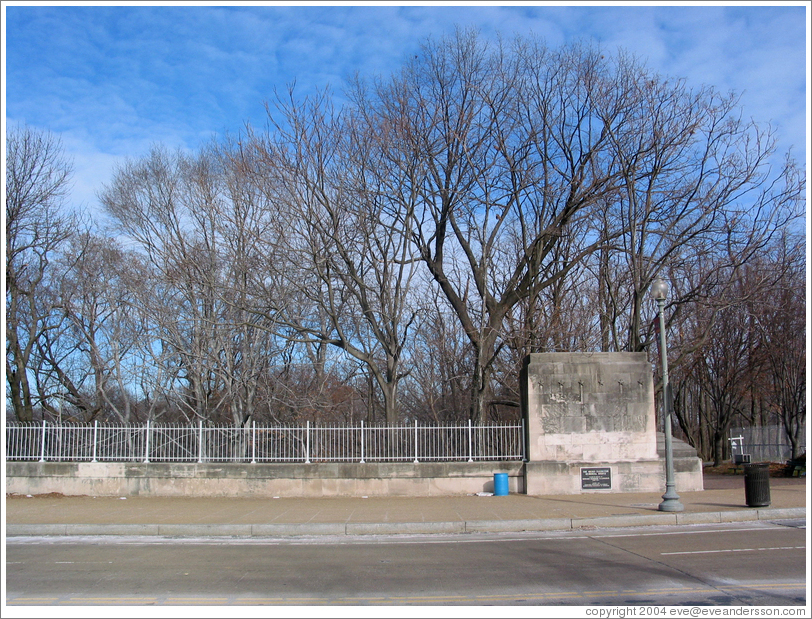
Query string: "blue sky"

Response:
xmin=3 ymin=3 xmax=809 ymax=214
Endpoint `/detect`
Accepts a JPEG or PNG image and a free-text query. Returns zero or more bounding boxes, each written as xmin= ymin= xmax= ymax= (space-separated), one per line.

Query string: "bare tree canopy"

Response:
xmin=7 ymin=33 xmax=805 ymax=463
xmin=343 ymin=31 xmax=804 ymax=422
xmin=6 ymin=124 xmax=74 ymax=421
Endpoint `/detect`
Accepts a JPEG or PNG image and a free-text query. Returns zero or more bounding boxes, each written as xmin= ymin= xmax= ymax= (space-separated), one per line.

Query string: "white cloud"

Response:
xmin=5 ymin=3 xmax=806 ymax=219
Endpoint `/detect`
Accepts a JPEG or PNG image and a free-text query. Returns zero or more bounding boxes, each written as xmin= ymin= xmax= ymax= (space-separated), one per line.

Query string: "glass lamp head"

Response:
xmin=651 ymin=277 xmax=669 ymax=301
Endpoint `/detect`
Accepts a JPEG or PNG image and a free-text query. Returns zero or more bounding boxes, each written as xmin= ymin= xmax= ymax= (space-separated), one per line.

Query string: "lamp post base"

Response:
xmin=658 ymin=486 xmax=684 ymax=512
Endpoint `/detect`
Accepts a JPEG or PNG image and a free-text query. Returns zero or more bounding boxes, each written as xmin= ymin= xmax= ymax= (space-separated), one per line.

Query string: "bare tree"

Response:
xmin=351 ymin=33 xmax=653 ymax=422
xmin=6 ymin=124 xmax=74 ymax=421
xmin=208 ymin=138 xmax=289 ymax=426
xmin=753 ymin=234 xmax=806 ymax=459
xmin=34 ymin=233 xmax=148 ymax=422
xmin=22 ymin=31 xmax=802 ymax=448
xmin=100 ymin=146 xmax=227 ymax=422
xmin=403 ymin=286 xmax=474 ymax=423
xmin=598 ymin=60 xmax=804 ymax=354
xmin=356 ymin=32 xmax=803 ymax=424
xmin=667 ymin=231 xmax=805 ymax=464
xmin=249 ymin=90 xmax=422 ymax=423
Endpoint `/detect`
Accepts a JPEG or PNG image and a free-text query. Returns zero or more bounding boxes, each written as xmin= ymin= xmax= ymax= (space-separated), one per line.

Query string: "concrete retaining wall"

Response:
xmin=5 ymin=461 xmax=525 ymax=498
xmin=6 ymin=352 xmax=705 ymax=498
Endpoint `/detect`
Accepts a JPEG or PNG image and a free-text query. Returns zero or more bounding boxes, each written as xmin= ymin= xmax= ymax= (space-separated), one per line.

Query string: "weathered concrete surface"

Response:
xmin=5 ymin=461 xmax=525 ymax=498
xmin=523 ymin=352 xmax=658 ymax=462
xmin=521 ymin=352 xmax=704 ymax=494
xmin=6 ymin=474 xmax=805 ymax=537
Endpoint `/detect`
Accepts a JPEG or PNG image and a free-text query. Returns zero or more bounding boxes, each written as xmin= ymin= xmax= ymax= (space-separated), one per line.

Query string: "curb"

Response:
xmin=6 ymin=508 xmax=804 ymax=538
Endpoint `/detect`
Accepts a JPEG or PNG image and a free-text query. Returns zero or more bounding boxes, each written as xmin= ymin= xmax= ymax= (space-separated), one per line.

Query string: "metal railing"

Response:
xmin=5 ymin=420 xmax=525 ymax=464
xmin=730 ymin=425 xmax=805 ymax=463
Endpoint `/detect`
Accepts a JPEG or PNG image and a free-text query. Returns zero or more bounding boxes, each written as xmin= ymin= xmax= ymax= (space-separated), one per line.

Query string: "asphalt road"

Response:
xmin=5 ymin=520 xmax=807 ymax=607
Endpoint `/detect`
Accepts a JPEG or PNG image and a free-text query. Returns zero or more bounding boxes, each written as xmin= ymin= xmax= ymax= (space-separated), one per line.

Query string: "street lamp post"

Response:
xmin=651 ymin=277 xmax=684 ymax=513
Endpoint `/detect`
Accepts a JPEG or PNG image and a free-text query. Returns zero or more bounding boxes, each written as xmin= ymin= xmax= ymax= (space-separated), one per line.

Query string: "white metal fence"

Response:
xmin=5 ymin=420 xmax=525 ymax=464
xmin=730 ymin=425 xmax=805 ymax=463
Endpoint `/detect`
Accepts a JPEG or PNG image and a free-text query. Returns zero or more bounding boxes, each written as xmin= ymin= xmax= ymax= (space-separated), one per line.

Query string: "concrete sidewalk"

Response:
xmin=5 ymin=474 xmax=807 ymax=537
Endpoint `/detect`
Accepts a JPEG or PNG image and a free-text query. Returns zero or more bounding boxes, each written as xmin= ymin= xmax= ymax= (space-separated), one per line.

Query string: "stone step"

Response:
xmin=657 ymin=432 xmax=700 ymax=458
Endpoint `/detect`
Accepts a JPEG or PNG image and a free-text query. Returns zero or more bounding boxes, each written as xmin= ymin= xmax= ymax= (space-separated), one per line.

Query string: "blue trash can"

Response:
xmin=494 ymin=473 xmax=509 ymax=496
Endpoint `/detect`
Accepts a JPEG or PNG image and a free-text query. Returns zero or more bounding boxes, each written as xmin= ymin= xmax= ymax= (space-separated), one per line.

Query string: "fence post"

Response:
xmin=10 ymin=420 xmax=528 ymax=465
xmin=144 ymin=420 xmax=150 ymax=463
xmin=360 ymin=420 xmax=365 ymax=464
xmin=414 ymin=419 xmax=419 ymax=464
xmin=39 ymin=420 xmax=47 ymax=463
xmin=242 ymin=422 xmax=248 ymax=463
xmin=305 ymin=421 xmax=311 ymax=464
xmin=198 ymin=419 xmax=204 ymax=463
xmin=468 ymin=419 xmax=474 ymax=463
xmin=92 ymin=420 xmax=98 ymax=463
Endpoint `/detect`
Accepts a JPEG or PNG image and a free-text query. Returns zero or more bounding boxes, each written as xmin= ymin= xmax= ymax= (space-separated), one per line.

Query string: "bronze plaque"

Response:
xmin=581 ymin=467 xmax=611 ymax=490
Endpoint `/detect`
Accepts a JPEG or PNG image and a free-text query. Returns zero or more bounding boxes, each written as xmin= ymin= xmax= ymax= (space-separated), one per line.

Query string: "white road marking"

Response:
xmin=595 ymin=526 xmax=790 ymax=538
xmin=662 ymin=545 xmax=805 ymax=555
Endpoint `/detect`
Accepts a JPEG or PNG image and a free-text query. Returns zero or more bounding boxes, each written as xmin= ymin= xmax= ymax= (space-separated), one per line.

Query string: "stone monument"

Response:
xmin=521 ymin=352 xmax=703 ymax=495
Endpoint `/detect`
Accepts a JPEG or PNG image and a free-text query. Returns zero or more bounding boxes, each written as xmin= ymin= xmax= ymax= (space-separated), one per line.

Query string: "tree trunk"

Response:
xmin=6 ymin=336 xmax=34 ymax=422
xmin=7 ymin=366 xmax=33 ymax=422
xmin=381 ymin=379 xmax=398 ymax=425
xmin=712 ymin=430 xmax=725 ymax=467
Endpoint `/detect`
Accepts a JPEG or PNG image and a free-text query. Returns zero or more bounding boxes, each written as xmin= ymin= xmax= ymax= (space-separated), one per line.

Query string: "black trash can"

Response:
xmin=744 ymin=463 xmax=771 ymax=507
